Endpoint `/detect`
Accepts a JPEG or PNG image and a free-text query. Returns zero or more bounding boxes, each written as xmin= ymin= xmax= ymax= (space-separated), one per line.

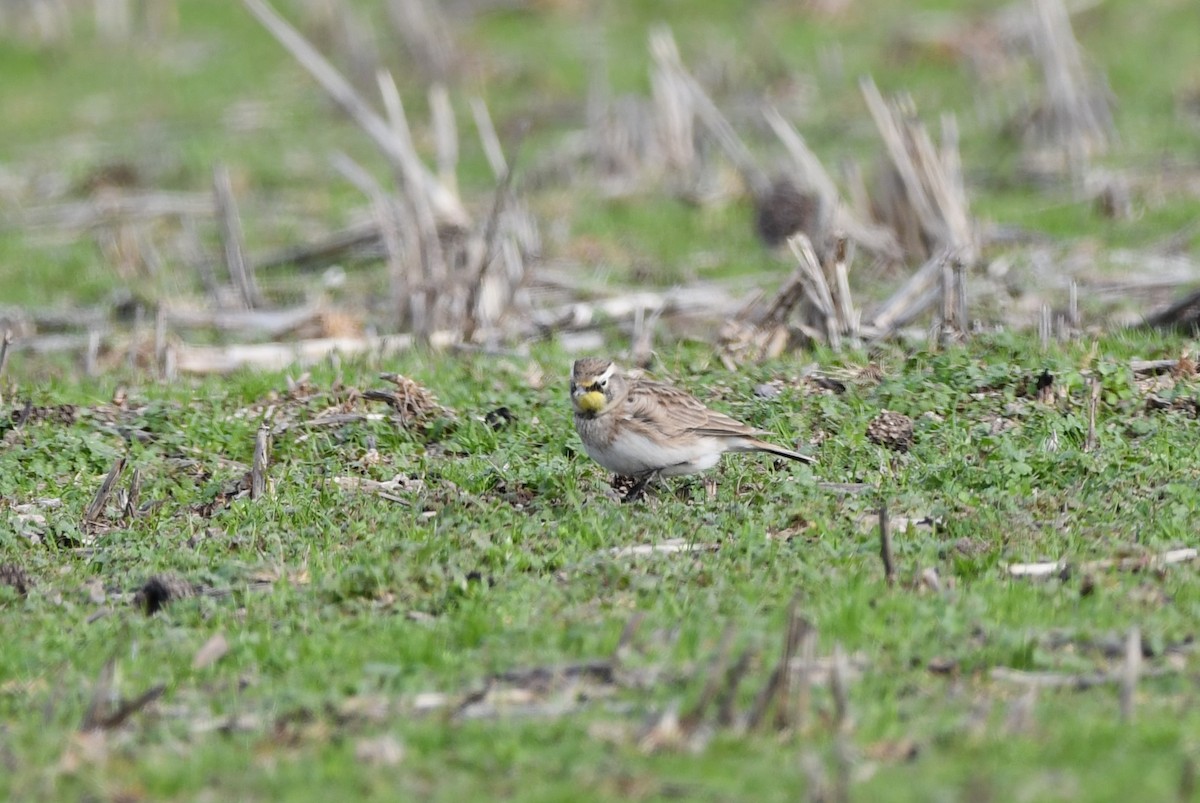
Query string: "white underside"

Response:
xmin=584 ymin=430 xmax=748 ymax=477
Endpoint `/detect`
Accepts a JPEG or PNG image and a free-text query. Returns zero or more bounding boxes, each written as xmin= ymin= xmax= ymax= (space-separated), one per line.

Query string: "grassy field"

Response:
xmin=3 ymin=334 xmax=1199 ymax=801
xmin=2 ymin=0 xmax=1200 ymax=800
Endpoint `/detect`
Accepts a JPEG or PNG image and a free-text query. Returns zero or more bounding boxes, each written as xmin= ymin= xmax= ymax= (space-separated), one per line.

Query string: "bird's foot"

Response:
xmin=619 ymin=472 xmax=657 ymax=503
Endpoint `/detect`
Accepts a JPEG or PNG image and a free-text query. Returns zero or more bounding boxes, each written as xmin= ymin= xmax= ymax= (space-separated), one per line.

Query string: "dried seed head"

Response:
xmin=373 ymin=373 xmax=451 ymax=426
xmin=753 ymin=177 xmax=822 ymax=247
xmin=867 ymin=410 xmax=915 ymax=452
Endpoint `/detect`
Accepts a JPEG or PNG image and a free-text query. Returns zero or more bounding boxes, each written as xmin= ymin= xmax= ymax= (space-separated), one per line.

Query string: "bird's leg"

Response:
xmin=673 ymin=478 xmax=695 ymax=501
xmin=703 ymin=476 xmax=718 ymax=501
xmin=622 ymin=471 xmax=658 ymax=503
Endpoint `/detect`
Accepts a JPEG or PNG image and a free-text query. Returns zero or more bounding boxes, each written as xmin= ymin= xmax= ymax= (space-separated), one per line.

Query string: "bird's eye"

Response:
xmin=598 ymin=378 xmax=607 ymax=388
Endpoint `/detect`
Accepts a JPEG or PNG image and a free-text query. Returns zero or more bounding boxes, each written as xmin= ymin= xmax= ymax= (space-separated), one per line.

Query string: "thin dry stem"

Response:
xmin=879 ymin=501 xmax=896 ymax=586
xmin=0 ymin=329 xmax=12 ymax=406
xmin=213 ymin=164 xmax=262 ymax=309
xmin=1085 ymin=375 xmax=1100 ymax=451
xmin=867 ymin=249 xmax=953 ymax=336
xmin=85 ymin=455 xmax=128 ymax=524
xmin=252 ymin=423 xmax=272 ymax=500
xmin=429 ymin=83 xmax=459 ymax=195
xmin=1120 ymin=626 xmax=1141 ymax=723
xmin=470 ymin=96 xmax=508 ymax=179
xmin=240 ymin=0 xmax=467 ymax=228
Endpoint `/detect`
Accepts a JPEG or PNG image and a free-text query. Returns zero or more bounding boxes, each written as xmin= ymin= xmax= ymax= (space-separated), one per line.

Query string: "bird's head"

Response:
xmin=570 ymin=358 xmax=622 ymax=416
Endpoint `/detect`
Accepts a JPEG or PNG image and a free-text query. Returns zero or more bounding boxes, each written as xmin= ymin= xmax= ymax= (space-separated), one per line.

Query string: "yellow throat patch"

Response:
xmin=576 ymin=390 xmax=606 ymax=413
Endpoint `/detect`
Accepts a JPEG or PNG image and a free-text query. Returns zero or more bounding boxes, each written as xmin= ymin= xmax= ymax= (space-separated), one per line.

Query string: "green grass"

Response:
xmin=3 ymin=332 xmax=1200 ymax=801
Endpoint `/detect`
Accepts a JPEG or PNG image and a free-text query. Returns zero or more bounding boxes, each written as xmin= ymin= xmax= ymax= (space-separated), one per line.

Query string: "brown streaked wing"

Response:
xmin=623 ymin=379 xmax=759 ymax=439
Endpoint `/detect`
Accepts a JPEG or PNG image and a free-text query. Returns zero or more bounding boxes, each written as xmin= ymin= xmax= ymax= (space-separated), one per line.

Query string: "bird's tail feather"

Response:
xmin=750 ymin=440 xmax=816 ymax=465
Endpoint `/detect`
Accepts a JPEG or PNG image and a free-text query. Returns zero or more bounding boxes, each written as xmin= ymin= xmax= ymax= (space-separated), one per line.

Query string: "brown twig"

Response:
xmin=649 ymin=25 xmax=767 ymax=194
xmin=865 ymin=249 xmax=953 ymax=337
xmin=649 ymin=26 xmax=697 ymax=173
xmin=213 ymin=164 xmax=261 ymax=309
xmin=763 ymin=107 xmax=900 ymax=261
xmin=830 ymin=236 xmax=858 ymax=337
xmin=715 ymin=646 xmax=756 ymax=727
xmin=1024 ymin=0 xmax=1113 ymax=173
xmin=251 ymin=423 xmax=271 ymax=500
xmin=940 ymin=252 xmax=956 ymax=335
xmin=80 ymin=658 xmax=117 ymax=731
xmin=0 ymin=329 xmax=11 ymax=406
xmin=1144 ymin=285 xmax=1200 ymax=332
xmin=85 ymin=455 xmax=128 ymax=524
xmin=1180 ymin=756 xmax=1196 ymax=803
xmin=790 ymin=234 xmax=840 ymax=349
xmin=95 ymin=684 xmax=167 ymax=731
xmin=377 ymin=69 xmax=451 ymax=326
xmin=793 ymin=624 xmax=818 ymax=734
xmin=613 ymin=612 xmax=645 ymax=664
xmin=680 ymin=624 xmax=737 ymax=731
xmin=830 ymin=643 xmax=850 ymax=734
xmin=773 ymin=601 xmax=809 ymax=731
xmin=1084 ymin=375 xmax=1100 ymax=451
xmin=463 ymin=130 xmax=525 ymax=341
xmin=879 ymin=501 xmax=896 ymax=586
xmin=329 ymin=150 xmax=421 ymax=333
xmin=860 ymin=77 xmax=974 ymax=262
xmin=251 ymin=220 xmax=383 ymax=273
xmin=955 ymin=259 xmax=968 ymax=333
xmin=747 ymin=600 xmax=806 ymax=731
xmin=124 ymin=467 xmax=142 ymax=519
xmin=153 ymin=306 xmax=167 ymax=378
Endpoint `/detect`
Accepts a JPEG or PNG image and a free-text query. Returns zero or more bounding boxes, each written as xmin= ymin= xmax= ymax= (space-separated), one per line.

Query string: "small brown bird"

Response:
xmin=570 ymin=358 xmax=814 ymax=500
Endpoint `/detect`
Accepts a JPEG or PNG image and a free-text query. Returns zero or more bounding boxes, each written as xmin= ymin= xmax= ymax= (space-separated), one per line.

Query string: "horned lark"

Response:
xmin=570 ymin=358 xmax=814 ymax=501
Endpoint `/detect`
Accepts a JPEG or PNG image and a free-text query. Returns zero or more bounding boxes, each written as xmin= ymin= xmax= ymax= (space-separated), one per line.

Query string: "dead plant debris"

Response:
xmin=7 ymin=403 xmax=78 ymax=427
xmin=401 ymin=606 xmax=862 ymax=752
xmin=866 ymin=410 xmax=914 ymax=452
xmin=133 ymin=573 xmax=200 ymax=615
xmin=363 ymin=373 xmax=454 ymax=426
xmin=484 ymin=405 xmax=516 ymax=429
xmin=0 ymin=563 xmax=32 ymax=596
